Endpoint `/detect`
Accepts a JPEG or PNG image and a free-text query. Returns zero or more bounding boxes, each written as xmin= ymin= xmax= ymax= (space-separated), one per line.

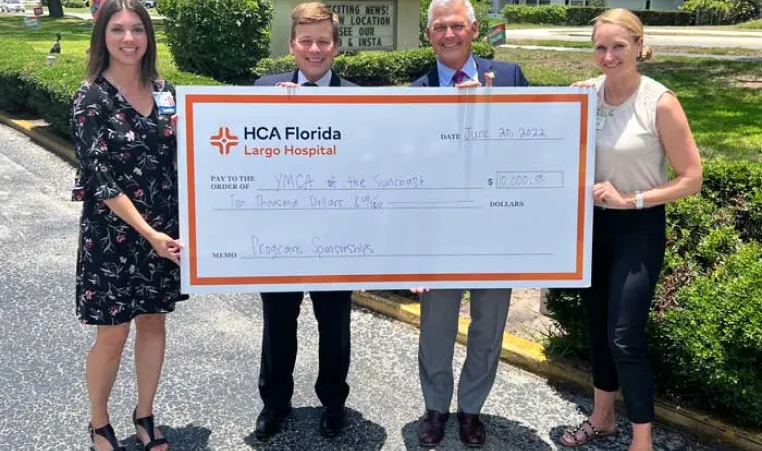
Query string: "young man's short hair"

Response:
xmin=290 ymin=2 xmax=340 ymax=44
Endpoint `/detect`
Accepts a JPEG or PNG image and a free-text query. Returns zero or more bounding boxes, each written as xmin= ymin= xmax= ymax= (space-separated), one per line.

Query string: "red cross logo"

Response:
xmin=210 ymin=127 xmax=239 ymax=155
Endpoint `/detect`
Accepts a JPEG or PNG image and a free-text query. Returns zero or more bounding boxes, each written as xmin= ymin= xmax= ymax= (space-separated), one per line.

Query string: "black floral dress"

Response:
xmin=71 ymin=76 xmax=188 ymax=325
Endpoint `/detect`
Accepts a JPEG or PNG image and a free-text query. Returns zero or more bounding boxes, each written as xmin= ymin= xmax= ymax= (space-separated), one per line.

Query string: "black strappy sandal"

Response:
xmin=132 ymin=409 xmax=169 ymax=451
xmin=559 ymin=418 xmax=617 ymax=447
xmin=89 ymin=422 xmax=126 ymax=451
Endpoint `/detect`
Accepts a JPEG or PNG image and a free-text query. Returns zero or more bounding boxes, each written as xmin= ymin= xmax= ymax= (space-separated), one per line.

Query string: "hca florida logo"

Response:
xmin=210 ymin=126 xmax=239 ymax=155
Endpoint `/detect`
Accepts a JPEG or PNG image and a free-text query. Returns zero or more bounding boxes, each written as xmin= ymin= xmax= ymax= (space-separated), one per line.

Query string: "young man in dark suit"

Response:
xmin=411 ymin=0 xmax=529 ymax=448
xmin=252 ymin=2 xmax=355 ymax=441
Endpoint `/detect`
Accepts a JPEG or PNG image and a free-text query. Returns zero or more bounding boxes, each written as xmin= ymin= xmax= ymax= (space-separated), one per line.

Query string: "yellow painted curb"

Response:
xmin=352 ymin=291 xmax=762 ymax=451
xmin=0 ymin=110 xmax=76 ymax=164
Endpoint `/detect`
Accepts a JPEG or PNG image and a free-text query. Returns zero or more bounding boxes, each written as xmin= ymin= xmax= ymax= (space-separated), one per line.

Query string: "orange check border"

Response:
xmin=185 ymin=93 xmax=590 ymax=286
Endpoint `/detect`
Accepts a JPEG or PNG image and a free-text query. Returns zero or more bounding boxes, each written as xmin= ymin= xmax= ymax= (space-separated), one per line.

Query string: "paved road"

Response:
xmin=0 ymin=123 xmax=732 ymax=450
xmin=504 ymin=27 xmax=762 ymax=49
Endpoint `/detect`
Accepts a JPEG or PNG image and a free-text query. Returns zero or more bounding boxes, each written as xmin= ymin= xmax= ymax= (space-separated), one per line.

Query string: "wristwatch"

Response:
xmin=634 ymin=191 xmax=644 ymax=209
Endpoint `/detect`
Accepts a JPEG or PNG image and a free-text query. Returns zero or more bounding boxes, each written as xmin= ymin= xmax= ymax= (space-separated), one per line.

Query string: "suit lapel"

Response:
xmin=290 ymin=69 xmax=299 ymax=84
xmin=474 ymin=57 xmax=492 ymax=85
xmin=329 ymin=70 xmax=341 ymax=87
xmin=426 ymin=67 xmax=439 ymax=87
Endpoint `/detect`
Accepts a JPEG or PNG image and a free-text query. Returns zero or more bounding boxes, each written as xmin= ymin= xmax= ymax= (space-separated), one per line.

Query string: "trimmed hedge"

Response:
xmin=502 ymin=5 xmax=694 ymax=26
xmin=0 ymin=38 xmax=218 ymax=139
xmin=546 ymin=159 xmax=762 ymax=427
xmin=158 ymin=0 xmax=273 ymax=84
xmin=253 ymin=42 xmax=495 ymax=86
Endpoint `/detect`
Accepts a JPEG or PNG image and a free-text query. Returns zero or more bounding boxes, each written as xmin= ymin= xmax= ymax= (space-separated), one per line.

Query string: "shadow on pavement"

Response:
xmin=244 ymin=406 xmax=387 ymax=450
xmin=123 ymin=423 xmax=213 ymax=450
xmin=401 ymin=414 xmax=552 ymax=450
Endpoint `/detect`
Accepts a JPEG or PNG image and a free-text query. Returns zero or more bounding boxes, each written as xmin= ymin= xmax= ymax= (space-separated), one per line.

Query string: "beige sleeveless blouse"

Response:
xmin=591 ymin=75 xmax=672 ymax=209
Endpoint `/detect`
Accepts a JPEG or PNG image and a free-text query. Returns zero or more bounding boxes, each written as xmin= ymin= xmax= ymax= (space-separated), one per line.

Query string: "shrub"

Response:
xmin=503 ymin=5 xmax=568 ymax=25
xmin=655 ymin=243 xmax=762 ymax=426
xmin=158 ymin=0 xmax=273 ymax=84
xmin=253 ymin=42 xmax=495 ymax=86
xmin=546 ymin=158 xmax=762 ymax=427
xmin=0 ymin=38 xmax=218 ymax=139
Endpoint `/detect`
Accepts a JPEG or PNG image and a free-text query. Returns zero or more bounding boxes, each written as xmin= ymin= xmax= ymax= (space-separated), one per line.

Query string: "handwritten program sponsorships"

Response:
xmin=176 ymin=86 xmax=597 ymax=293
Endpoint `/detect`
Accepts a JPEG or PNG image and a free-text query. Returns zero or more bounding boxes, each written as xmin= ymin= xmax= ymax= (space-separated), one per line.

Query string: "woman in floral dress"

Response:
xmin=71 ymin=1 xmax=185 ymax=450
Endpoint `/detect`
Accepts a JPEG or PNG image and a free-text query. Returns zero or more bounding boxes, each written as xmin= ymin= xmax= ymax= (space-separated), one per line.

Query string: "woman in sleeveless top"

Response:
xmin=559 ymin=9 xmax=702 ymax=451
xmin=71 ymin=1 xmax=184 ymax=449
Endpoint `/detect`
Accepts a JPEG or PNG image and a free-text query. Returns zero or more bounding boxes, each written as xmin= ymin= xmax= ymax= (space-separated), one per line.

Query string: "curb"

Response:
xmin=351 ymin=291 xmax=762 ymax=451
xmin=0 ymin=111 xmax=76 ymax=165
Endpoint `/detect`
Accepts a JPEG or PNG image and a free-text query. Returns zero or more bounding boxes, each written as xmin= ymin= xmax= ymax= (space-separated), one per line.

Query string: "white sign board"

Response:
xmin=326 ymin=0 xmax=396 ymax=50
xmin=176 ymin=86 xmax=596 ymax=294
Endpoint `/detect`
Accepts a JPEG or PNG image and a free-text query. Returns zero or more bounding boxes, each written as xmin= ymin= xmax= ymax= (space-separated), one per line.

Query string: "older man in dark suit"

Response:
xmin=252 ymin=2 xmax=356 ymax=441
xmin=411 ymin=0 xmax=529 ymax=447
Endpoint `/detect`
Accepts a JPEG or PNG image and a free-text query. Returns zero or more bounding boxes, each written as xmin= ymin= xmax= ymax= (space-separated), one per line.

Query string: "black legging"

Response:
xmin=583 ymin=205 xmax=666 ymax=424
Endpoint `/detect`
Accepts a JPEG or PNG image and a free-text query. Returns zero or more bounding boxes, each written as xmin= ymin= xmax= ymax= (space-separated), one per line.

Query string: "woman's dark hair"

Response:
xmin=86 ymin=0 xmax=158 ymax=84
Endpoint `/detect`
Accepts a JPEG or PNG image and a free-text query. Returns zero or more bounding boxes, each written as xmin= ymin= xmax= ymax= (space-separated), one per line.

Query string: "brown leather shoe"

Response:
xmin=457 ymin=411 xmax=486 ymax=447
xmin=418 ymin=410 xmax=449 ymax=446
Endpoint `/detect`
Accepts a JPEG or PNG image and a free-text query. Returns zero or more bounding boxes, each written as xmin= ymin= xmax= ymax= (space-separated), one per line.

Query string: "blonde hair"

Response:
xmin=290 ymin=2 xmax=340 ymax=45
xmin=592 ymin=8 xmax=653 ymax=61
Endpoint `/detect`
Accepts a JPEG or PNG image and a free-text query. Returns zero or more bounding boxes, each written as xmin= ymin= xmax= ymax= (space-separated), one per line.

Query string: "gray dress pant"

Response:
xmin=418 ymin=288 xmax=511 ymax=414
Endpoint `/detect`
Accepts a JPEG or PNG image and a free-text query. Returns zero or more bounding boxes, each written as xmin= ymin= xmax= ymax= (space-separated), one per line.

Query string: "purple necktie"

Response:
xmin=452 ymin=70 xmax=467 ymax=85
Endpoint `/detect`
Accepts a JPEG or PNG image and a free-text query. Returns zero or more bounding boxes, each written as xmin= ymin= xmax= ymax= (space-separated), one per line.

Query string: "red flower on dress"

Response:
xmin=121 ymin=153 xmax=131 ymax=160
xmin=109 ymin=306 xmax=119 ymax=315
xmin=116 ymin=234 xmax=127 ymax=243
xmin=85 ymin=238 xmax=94 ymax=249
xmin=85 ymin=290 xmax=94 ymax=300
xmin=163 ymin=128 xmax=173 ymax=137
xmin=76 ymin=190 xmax=85 ymax=201
xmin=78 ymin=116 xmax=86 ymax=126
xmin=134 ymin=189 xmax=144 ymax=197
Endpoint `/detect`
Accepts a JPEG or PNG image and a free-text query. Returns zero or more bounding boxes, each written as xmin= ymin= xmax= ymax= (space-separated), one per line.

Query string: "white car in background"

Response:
xmin=4 ymin=0 xmax=24 ymax=13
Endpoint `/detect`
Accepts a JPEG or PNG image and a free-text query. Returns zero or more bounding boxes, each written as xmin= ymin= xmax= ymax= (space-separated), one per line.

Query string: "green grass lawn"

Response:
xmin=0 ymin=16 xmax=178 ymax=77
xmin=495 ymin=47 xmax=762 ymax=161
xmin=0 ymin=16 xmax=759 ymax=161
xmin=737 ymin=19 xmax=762 ymax=29
xmin=501 ymin=39 xmax=762 ymax=57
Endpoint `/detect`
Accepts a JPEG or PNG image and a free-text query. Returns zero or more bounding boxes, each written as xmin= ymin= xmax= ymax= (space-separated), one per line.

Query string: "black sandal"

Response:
xmin=560 ymin=419 xmax=617 ymax=447
xmin=132 ymin=409 xmax=169 ymax=451
xmin=89 ymin=422 xmax=126 ymax=451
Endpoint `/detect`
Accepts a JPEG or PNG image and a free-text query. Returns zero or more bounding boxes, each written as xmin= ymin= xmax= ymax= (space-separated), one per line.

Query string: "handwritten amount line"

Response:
xmin=214 ymin=206 xmax=483 ymax=211
xmin=240 ymin=252 xmax=554 ymax=260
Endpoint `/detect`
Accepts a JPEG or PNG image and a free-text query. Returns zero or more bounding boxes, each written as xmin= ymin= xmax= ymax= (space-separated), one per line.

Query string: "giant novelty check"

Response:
xmin=176 ymin=86 xmax=596 ymax=294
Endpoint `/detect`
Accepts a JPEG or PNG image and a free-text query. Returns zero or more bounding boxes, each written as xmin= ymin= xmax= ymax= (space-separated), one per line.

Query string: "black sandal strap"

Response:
xmin=133 ymin=409 xmax=168 ymax=451
xmin=144 ymin=437 xmax=169 ymax=450
xmin=583 ymin=419 xmax=601 ymax=437
xmin=89 ymin=423 xmax=126 ymax=451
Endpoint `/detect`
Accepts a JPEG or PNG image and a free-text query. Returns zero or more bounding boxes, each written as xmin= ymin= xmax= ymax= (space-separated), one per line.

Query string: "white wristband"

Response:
xmin=635 ymin=191 xmax=644 ymax=209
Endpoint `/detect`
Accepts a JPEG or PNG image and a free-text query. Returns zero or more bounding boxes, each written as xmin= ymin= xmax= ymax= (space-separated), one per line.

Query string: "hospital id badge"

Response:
xmin=596 ymin=114 xmax=607 ymax=130
xmin=153 ymin=91 xmax=176 ymax=115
